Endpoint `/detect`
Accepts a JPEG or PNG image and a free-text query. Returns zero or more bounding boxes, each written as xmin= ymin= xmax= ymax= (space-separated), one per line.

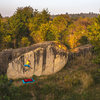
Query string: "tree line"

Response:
xmin=0 ymin=6 xmax=100 ymax=51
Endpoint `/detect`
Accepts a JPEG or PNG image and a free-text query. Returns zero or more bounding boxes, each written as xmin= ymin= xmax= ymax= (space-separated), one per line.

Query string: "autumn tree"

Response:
xmin=0 ymin=7 xmax=97 ymax=51
xmin=51 ymin=14 xmax=70 ymax=43
xmin=20 ymin=37 xmax=30 ymax=47
xmin=67 ymin=17 xmax=92 ymax=48
xmin=0 ymin=18 xmax=12 ymax=49
xmin=87 ymin=15 xmax=100 ymax=46
xmin=52 ymin=15 xmax=68 ymax=33
xmin=29 ymin=9 xmax=50 ymax=32
xmin=29 ymin=9 xmax=51 ymax=43
xmin=30 ymin=22 xmax=58 ymax=43
xmin=87 ymin=15 xmax=100 ymax=64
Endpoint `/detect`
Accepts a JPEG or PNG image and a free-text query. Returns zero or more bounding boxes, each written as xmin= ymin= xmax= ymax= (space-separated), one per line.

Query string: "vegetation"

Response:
xmin=0 ymin=6 xmax=99 ymax=51
xmin=1 ymin=51 xmax=100 ymax=100
xmin=0 ymin=75 xmax=33 ymax=100
xmin=0 ymin=6 xmax=100 ymax=100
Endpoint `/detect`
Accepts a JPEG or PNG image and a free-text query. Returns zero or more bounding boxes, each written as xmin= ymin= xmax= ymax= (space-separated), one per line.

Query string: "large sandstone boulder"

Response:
xmin=0 ymin=41 xmax=68 ymax=79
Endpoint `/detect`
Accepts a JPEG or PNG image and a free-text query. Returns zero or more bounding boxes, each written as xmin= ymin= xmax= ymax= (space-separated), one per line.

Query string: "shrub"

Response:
xmin=0 ymin=75 xmax=14 ymax=100
xmin=78 ymin=36 xmax=89 ymax=45
xmin=0 ymin=75 xmax=32 ymax=100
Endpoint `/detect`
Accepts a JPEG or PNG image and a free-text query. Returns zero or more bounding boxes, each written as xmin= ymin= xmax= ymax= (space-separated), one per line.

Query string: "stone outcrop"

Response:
xmin=0 ymin=41 xmax=93 ymax=80
xmin=0 ymin=41 xmax=68 ymax=79
xmin=68 ymin=44 xmax=93 ymax=62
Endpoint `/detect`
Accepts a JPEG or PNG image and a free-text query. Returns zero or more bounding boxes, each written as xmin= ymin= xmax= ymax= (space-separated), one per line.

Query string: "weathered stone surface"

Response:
xmin=68 ymin=44 xmax=93 ymax=62
xmin=0 ymin=41 xmax=93 ymax=80
xmin=0 ymin=41 xmax=68 ymax=79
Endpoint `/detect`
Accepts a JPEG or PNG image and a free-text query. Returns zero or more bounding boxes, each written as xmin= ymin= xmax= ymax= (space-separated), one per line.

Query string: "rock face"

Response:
xmin=0 ymin=41 xmax=68 ymax=79
xmin=68 ymin=44 xmax=93 ymax=61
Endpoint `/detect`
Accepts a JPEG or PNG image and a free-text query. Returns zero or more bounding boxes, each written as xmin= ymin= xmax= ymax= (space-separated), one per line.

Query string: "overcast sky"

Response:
xmin=0 ymin=0 xmax=100 ymax=17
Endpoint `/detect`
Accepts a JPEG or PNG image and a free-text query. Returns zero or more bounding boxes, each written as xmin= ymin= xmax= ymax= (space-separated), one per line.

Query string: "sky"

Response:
xmin=0 ymin=0 xmax=100 ymax=17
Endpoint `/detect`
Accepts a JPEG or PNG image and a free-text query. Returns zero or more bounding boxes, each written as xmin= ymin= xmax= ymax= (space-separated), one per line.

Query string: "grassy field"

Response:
xmin=1 ymin=52 xmax=100 ymax=100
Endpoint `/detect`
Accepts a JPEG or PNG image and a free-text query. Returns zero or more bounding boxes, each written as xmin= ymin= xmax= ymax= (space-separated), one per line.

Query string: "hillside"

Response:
xmin=0 ymin=6 xmax=100 ymax=100
xmin=0 ymin=45 xmax=100 ymax=100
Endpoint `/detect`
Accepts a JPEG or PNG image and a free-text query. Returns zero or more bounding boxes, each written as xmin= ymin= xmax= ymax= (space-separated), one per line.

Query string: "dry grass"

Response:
xmin=10 ymin=50 xmax=100 ymax=100
xmin=64 ymin=70 xmax=94 ymax=90
xmin=67 ymin=51 xmax=99 ymax=71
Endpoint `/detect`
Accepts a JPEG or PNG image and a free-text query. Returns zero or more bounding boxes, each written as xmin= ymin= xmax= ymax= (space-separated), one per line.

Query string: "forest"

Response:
xmin=0 ymin=6 xmax=100 ymax=51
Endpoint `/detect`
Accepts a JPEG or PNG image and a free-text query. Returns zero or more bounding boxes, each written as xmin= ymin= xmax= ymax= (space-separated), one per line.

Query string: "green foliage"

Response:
xmin=91 ymin=47 xmax=100 ymax=64
xmin=20 ymin=37 xmax=30 ymax=47
xmin=41 ymin=9 xmax=50 ymax=24
xmin=87 ymin=15 xmax=100 ymax=64
xmin=52 ymin=15 xmax=68 ymax=33
xmin=14 ymin=6 xmax=34 ymax=23
xmin=0 ymin=75 xmax=17 ymax=100
xmin=52 ymin=15 xmax=70 ymax=43
xmin=0 ymin=6 xmax=98 ymax=51
xmin=30 ymin=22 xmax=59 ymax=43
xmin=29 ymin=9 xmax=50 ymax=32
xmin=93 ymin=56 xmax=100 ymax=64
xmin=87 ymin=15 xmax=100 ymax=46
xmin=0 ymin=75 xmax=32 ymax=100
xmin=78 ymin=36 xmax=89 ymax=45
xmin=7 ymin=6 xmax=34 ymax=48
xmin=0 ymin=13 xmax=2 ymax=18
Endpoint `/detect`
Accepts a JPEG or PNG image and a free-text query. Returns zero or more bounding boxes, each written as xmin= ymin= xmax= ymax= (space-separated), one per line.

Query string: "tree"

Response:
xmin=52 ymin=15 xmax=68 ymax=33
xmin=0 ymin=19 xmax=12 ymax=50
xmin=0 ymin=13 xmax=2 ymax=18
xmin=29 ymin=9 xmax=50 ymax=32
xmin=29 ymin=9 xmax=51 ymax=43
xmin=67 ymin=17 xmax=92 ymax=48
xmin=14 ymin=6 xmax=34 ymax=23
xmin=78 ymin=36 xmax=89 ymax=45
xmin=30 ymin=22 xmax=56 ymax=43
xmin=41 ymin=9 xmax=50 ymax=23
xmin=8 ymin=6 xmax=34 ymax=48
xmin=52 ymin=15 xmax=70 ymax=43
xmin=20 ymin=37 xmax=30 ymax=47
xmin=87 ymin=15 xmax=100 ymax=64
xmin=87 ymin=15 xmax=100 ymax=46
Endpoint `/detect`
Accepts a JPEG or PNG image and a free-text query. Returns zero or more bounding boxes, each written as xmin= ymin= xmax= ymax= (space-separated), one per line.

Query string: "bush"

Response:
xmin=0 ymin=75 xmax=32 ymax=100
xmin=92 ymin=47 xmax=100 ymax=64
xmin=0 ymin=75 xmax=15 ymax=100
xmin=78 ymin=36 xmax=89 ymax=45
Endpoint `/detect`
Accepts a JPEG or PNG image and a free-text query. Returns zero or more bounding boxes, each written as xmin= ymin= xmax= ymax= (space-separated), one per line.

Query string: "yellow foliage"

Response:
xmin=20 ymin=37 xmax=30 ymax=47
xmin=68 ymin=34 xmax=80 ymax=49
xmin=54 ymin=41 xmax=67 ymax=51
xmin=3 ymin=35 xmax=11 ymax=43
xmin=59 ymin=45 xmax=61 ymax=48
xmin=52 ymin=15 xmax=68 ymax=33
